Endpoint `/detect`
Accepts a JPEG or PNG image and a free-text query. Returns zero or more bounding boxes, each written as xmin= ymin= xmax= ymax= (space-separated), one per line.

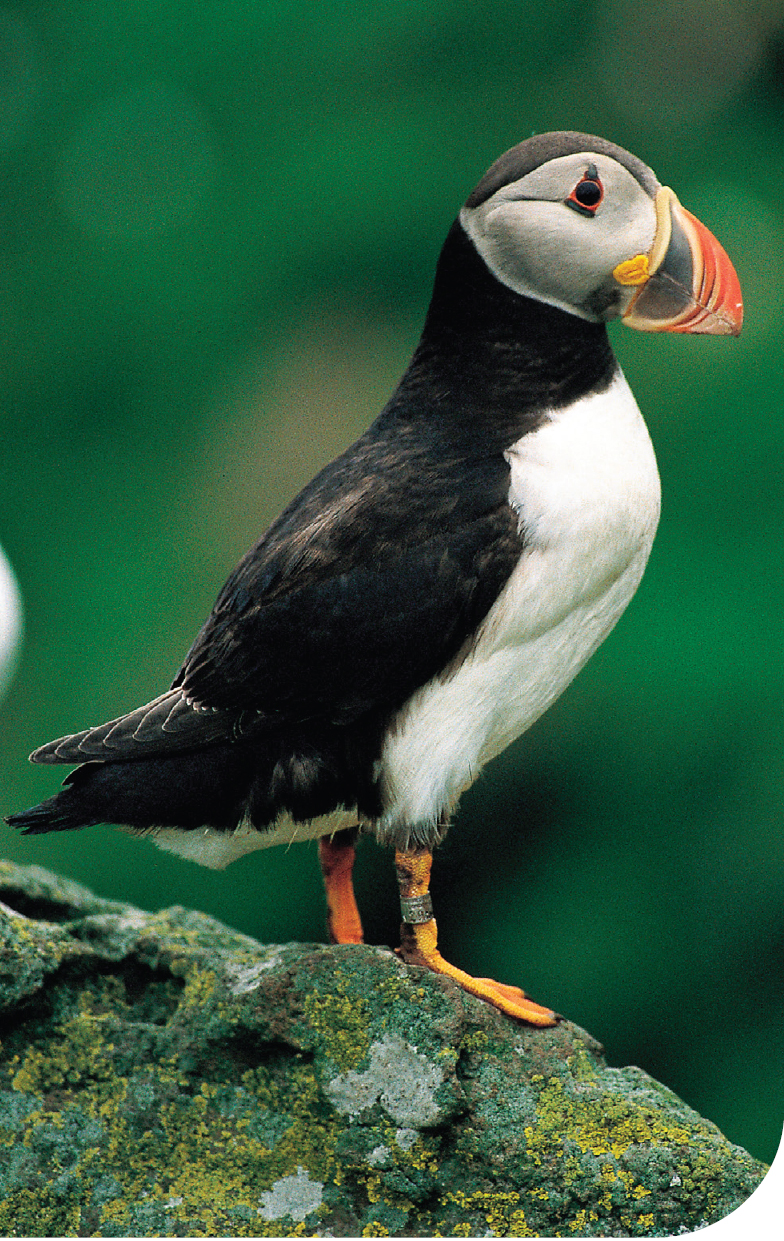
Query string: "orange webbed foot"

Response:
xmin=397 ymin=918 xmax=558 ymax=1026
xmin=394 ymin=845 xmax=559 ymax=1028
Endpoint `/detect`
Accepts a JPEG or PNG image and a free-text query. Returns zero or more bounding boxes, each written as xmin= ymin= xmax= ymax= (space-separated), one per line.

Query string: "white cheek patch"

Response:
xmin=460 ymin=153 xmax=657 ymax=320
xmin=461 ymin=199 xmax=599 ymax=320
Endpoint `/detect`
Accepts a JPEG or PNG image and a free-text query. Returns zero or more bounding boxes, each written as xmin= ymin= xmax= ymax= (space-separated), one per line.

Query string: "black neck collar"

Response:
xmin=384 ymin=220 xmax=618 ymax=449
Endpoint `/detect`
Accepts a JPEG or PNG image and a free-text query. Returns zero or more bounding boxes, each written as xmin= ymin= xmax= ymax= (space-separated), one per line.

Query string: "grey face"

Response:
xmin=460 ymin=151 xmax=659 ymax=323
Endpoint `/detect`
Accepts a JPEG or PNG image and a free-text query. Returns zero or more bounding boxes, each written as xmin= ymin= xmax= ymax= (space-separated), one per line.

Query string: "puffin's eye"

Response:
xmin=566 ymin=173 xmax=604 ymax=217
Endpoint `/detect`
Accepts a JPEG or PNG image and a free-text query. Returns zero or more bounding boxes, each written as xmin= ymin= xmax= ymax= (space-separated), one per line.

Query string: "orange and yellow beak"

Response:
xmin=616 ymin=187 xmax=743 ymax=336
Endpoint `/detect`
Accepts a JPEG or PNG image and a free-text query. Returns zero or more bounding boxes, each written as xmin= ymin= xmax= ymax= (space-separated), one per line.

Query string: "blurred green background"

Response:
xmin=1 ymin=0 xmax=782 ymax=1167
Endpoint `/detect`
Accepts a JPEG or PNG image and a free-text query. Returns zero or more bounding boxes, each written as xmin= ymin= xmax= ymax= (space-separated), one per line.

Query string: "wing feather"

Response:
xmin=175 ymin=511 xmax=522 ymax=722
xmin=31 ymin=689 xmax=232 ymax=765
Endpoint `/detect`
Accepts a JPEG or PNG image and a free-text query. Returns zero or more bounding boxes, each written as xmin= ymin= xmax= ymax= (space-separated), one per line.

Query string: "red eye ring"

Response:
xmin=566 ymin=170 xmax=604 ymax=217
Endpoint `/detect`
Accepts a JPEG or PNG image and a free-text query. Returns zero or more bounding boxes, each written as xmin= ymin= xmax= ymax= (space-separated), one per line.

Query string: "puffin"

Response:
xmin=7 ymin=132 xmax=742 ymax=1026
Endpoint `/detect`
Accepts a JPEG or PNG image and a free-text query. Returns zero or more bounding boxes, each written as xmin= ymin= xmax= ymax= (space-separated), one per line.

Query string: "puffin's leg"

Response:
xmin=394 ymin=845 xmax=558 ymax=1026
xmin=318 ymin=827 xmax=364 ymax=944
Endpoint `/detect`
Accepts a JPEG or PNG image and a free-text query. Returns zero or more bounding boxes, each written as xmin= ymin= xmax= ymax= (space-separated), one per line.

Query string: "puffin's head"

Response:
xmin=460 ymin=131 xmax=742 ymax=335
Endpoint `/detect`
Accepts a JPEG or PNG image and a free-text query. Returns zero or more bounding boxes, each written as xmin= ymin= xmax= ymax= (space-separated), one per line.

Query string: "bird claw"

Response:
xmin=469 ymin=977 xmax=560 ymax=1026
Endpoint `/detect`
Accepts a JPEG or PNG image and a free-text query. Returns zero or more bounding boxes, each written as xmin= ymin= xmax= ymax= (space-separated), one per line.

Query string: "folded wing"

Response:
xmin=31 ymin=432 xmax=523 ymax=767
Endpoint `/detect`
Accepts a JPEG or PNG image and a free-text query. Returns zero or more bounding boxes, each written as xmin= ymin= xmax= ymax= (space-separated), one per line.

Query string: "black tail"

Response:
xmin=6 ymin=722 xmax=382 ymax=839
xmin=6 ymin=791 xmax=100 ymax=835
xmin=6 ymin=744 xmax=258 ymax=837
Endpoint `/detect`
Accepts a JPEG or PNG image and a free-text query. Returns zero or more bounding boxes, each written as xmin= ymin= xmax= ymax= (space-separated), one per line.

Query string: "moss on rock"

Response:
xmin=0 ymin=860 xmax=767 ymax=1237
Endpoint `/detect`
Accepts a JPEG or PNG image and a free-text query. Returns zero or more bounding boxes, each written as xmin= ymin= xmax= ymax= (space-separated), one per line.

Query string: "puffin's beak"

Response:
xmin=617 ymin=187 xmax=743 ymax=335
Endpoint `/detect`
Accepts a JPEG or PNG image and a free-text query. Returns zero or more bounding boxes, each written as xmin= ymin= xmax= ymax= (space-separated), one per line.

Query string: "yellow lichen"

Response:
xmin=180 ymin=965 xmax=218 ymax=1007
xmin=566 ymin=1043 xmax=600 ymax=1083
xmin=302 ymin=972 xmax=371 ymax=1071
xmin=527 ymin=1076 xmax=693 ymax=1165
xmin=445 ymin=1188 xmax=538 ymax=1237
xmin=459 ymin=1029 xmax=489 ymax=1054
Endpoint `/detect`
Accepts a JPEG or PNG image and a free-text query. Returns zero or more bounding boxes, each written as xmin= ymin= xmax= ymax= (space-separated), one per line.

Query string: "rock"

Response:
xmin=0 ymin=859 xmax=767 ymax=1237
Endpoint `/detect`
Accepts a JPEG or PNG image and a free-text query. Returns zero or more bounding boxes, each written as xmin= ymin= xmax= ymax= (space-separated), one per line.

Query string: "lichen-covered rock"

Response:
xmin=0 ymin=860 xmax=767 ymax=1237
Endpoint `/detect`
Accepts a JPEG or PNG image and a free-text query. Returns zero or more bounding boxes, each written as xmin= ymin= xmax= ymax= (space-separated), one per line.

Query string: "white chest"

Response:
xmin=499 ymin=366 xmax=661 ymax=640
xmin=378 ymin=370 xmax=661 ymax=836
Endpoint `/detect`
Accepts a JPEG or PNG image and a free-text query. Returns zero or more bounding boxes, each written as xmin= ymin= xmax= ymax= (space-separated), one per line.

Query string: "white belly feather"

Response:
xmin=153 ymin=369 xmax=660 ymax=867
xmin=377 ymin=369 xmax=660 ymax=835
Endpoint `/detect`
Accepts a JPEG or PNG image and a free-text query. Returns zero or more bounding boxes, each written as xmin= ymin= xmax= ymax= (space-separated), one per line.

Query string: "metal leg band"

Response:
xmin=399 ymin=893 xmax=434 ymax=924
